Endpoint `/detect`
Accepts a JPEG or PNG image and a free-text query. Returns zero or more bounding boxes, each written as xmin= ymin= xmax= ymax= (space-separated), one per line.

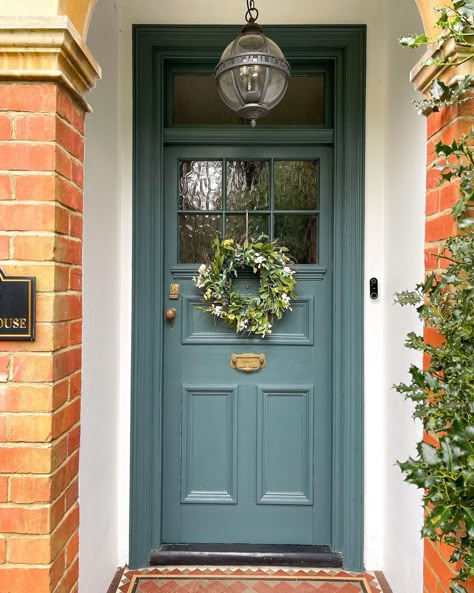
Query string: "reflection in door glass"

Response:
xmin=226 ymin=161 xmax=270 ymax=210
xmin=177 ymin=159 xmax=320 ymax=264
xmin=274 ymin=161 xmax=318 ymax=210
xmin=226 ymin=214 xmax=269 ymax=243
xmin=179 ymin=214 xmax=222 ymax=263
xmin=179 ymin=161 xmax=223 ymax=210
xmin=274 ymin=215 xmax=318 ymax=264
xmin=172 ymin=74 xmax=326 ymax=126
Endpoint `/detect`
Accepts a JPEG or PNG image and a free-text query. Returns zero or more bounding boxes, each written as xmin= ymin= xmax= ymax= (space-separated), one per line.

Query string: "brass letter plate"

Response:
xmin=230 ymin=353 xmax=266 ymax=373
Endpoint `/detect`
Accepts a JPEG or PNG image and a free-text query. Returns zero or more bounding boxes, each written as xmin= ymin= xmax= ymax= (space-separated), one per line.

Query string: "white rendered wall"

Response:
xmin=79 ymin=1 xmax=426 ymax=591
xmin=382 ymin=1 xmax=425 ymax=591
xmin=80 ymin=0 xmax=121 ymax=591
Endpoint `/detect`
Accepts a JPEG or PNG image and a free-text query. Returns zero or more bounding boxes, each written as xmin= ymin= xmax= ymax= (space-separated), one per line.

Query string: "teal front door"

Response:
xmin=131 ymin=25 xmax=365 ymax=570
xmin=162 ymin=145 xmax=333 ymax=544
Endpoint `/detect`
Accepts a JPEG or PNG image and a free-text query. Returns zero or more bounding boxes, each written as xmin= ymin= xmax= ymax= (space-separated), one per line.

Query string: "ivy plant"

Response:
xmin=395 ymin=229 xmax=474 ymax=593
xmin=396 ymin=2 xmax=474 ymax=592
xmin=400 ymin=0 xmax=474 ymax=114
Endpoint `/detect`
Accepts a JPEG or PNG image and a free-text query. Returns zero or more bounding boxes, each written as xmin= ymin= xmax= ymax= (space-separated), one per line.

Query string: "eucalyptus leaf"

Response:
xmin=193 ymin=235 xmax=296 ymax=337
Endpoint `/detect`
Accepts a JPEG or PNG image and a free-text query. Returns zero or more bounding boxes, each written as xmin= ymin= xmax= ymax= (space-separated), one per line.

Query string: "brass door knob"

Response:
xmin=165 ymin=307 xmax=177 ymax=328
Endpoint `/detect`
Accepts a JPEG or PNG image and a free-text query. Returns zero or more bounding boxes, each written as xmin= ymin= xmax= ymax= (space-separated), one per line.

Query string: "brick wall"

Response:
xmin=423 ymin=101 xmax=474 ymax=593
xmin=0 ymin=82 xmax=84 ymax=593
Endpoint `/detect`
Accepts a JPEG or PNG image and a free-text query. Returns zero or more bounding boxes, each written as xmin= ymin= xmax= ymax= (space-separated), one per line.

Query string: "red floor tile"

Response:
xmin=116 ymin=567 xmax=386 ymax=593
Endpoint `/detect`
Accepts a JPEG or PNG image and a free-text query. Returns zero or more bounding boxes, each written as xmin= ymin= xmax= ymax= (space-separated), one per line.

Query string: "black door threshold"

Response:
xmin=150 ymin=543 xmax=343 ymax=567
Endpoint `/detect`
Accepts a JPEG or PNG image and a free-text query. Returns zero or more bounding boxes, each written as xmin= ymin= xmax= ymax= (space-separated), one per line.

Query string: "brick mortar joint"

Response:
xmin=56 ymin=113 xmax=85 ymax=140
xmin=0 ymin=442 xmax=54 ymax=449
xmin=0 ymin=110 xmax=81 ymax=119
xmin=52 ymin=556 xmax=79 ymax=593
xmin=56 ymin=171 xmax=85 ymax=196
xmin=1 ymin=373 xmax=81 ymax=387
xmin=55 ymin=143 xmax=84 ymax=167
xmin=0 ymin=139 xmax=57 ymax=146
xmin=0 ymin=412 xmax=52 ymax=418
xmin=425 ymin=209 xmax=458 ymax=220
xmin=427 ymin=122 xmax=474 ymax=142
xmin=55 ymin=143 xmax=84 ymax=165
xmin=1 ymin=473 xmax=51 ymax=478
xmin=425 ymin=539 xmax=459 ymax=573
xmin=0 ymin=199 xmax=84 ymax=215
xmin=0 ymin=502 xmax=51 ymax=510
xmin=0 ymin=265 xmax=83 ymax=273
xmin=48 ymin=396 xmax=81 ymax=418
xmin=0 ymin=562 xmax=54 ymax=569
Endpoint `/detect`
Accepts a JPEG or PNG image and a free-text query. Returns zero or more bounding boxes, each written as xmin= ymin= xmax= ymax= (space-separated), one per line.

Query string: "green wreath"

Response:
xmin=193 ymin=236 xmax=296 ymax=337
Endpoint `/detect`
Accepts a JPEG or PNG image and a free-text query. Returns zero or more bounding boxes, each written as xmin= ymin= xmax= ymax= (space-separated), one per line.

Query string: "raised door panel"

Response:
xmin=181 ymin=386 xmax=238 ymax=504
xmin=257 ymin=386 xmax=314 ymax=505
xmin=181 ymin=296 xmax=315 ymax=345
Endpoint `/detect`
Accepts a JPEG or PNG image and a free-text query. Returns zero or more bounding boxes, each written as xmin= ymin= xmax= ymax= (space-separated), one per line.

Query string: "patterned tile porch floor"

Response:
xmin=114 ymin=566 xmax=392 ymax=593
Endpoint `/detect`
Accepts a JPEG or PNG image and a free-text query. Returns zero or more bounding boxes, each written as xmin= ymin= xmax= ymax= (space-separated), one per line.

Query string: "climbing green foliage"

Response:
xmin=397 ymin=2 xmax=474 ymax=592
xmin=395 ymin=229 xmax=474 ymax=592
xmin=435 ymin=130 xmax=474 ymax=227
xmin=401 ymin=0 xmax=474 ymax=114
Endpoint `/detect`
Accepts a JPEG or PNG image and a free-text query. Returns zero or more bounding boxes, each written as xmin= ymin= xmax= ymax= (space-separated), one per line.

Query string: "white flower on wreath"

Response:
xmin=283 ymin=266 xmax=294 ymax=275
xmin=212 ymin=305 xmax=224 ymax=317
xmin=237 ymin=319 xmax=249 ymax=331
xmin=281 ymin=293 xmax=291 ymax=306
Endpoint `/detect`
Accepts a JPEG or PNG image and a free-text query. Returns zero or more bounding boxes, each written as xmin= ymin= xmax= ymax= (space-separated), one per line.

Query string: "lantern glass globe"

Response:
xmin=215 ymin=23 xmax=290 ymax=127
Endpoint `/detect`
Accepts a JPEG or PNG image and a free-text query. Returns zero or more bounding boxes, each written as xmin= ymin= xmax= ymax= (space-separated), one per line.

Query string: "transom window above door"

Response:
xmin=171 ymin=74 xmax=328 ymax=127
xmin=178 ymin=159 xmax=319 ymax=265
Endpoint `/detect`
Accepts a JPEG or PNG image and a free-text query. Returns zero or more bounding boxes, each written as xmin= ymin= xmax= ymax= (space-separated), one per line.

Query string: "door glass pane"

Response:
xmin=274 ymin=161 xmax=318 ymax=210
xmin=274 ymin=215 xmax=318 ymax=264
xmin=226 ymin=161 xmax=270 ymax=210
xmin=178 ymin=159 xmax=321 ymax=263
xmin=174 ymin=75 xmax=241 ymax=125
xmin=179 ymin=160 xmax=223 ymax=210
xmin=262 ymin=76 xmax=325 ymax=126
xmin=226 ymin=214 xmax=269 ymax=242
xmin=172 ymin=75 xmax=325 ymax=126
xmin=179 ymin=214 xmax=222 ymax=263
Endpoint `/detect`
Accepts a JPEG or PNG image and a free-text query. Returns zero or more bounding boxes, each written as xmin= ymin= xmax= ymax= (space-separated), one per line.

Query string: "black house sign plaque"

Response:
xmin=0 ymin=268 xmax=36 ymax=341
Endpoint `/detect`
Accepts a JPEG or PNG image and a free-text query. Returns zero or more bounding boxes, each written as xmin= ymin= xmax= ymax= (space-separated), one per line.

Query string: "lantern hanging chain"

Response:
xmin=245 ymin=0 xmax=259 ymax=23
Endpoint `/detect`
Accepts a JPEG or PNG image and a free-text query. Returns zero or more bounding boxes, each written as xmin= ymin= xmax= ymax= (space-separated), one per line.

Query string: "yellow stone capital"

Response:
xmin=0 ymin=16 xmax=101 ymax=111
xmin=0 ymin=0 xmax=97 ymax=40
xmin=411 ymin=36 xmax=474 ymax=95
xmin=415 ymin=0 xmax=453 ymax=38
xmin=59 ymin=0 xmax=97 ymax=40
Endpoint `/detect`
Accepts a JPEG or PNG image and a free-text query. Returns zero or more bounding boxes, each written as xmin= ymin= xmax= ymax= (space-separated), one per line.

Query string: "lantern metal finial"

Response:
xmin=215 ymin=0 xmax=290 ymax=127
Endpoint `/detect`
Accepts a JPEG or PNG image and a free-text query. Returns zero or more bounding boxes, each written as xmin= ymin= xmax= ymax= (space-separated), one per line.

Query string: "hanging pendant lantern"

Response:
xmin=215 ymin=0 xmax=290 ymax=127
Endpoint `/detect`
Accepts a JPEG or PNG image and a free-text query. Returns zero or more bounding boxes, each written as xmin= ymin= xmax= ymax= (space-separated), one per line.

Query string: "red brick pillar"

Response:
xmin=0 ymin=19 xmax=99 ymax=593
xmin=423 ymin=101 xmax=474 ymax=593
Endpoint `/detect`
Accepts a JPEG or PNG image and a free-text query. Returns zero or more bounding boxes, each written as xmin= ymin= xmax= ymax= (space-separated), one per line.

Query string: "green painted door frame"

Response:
xmin=131 ymin=25 xmax=366 ymax=570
